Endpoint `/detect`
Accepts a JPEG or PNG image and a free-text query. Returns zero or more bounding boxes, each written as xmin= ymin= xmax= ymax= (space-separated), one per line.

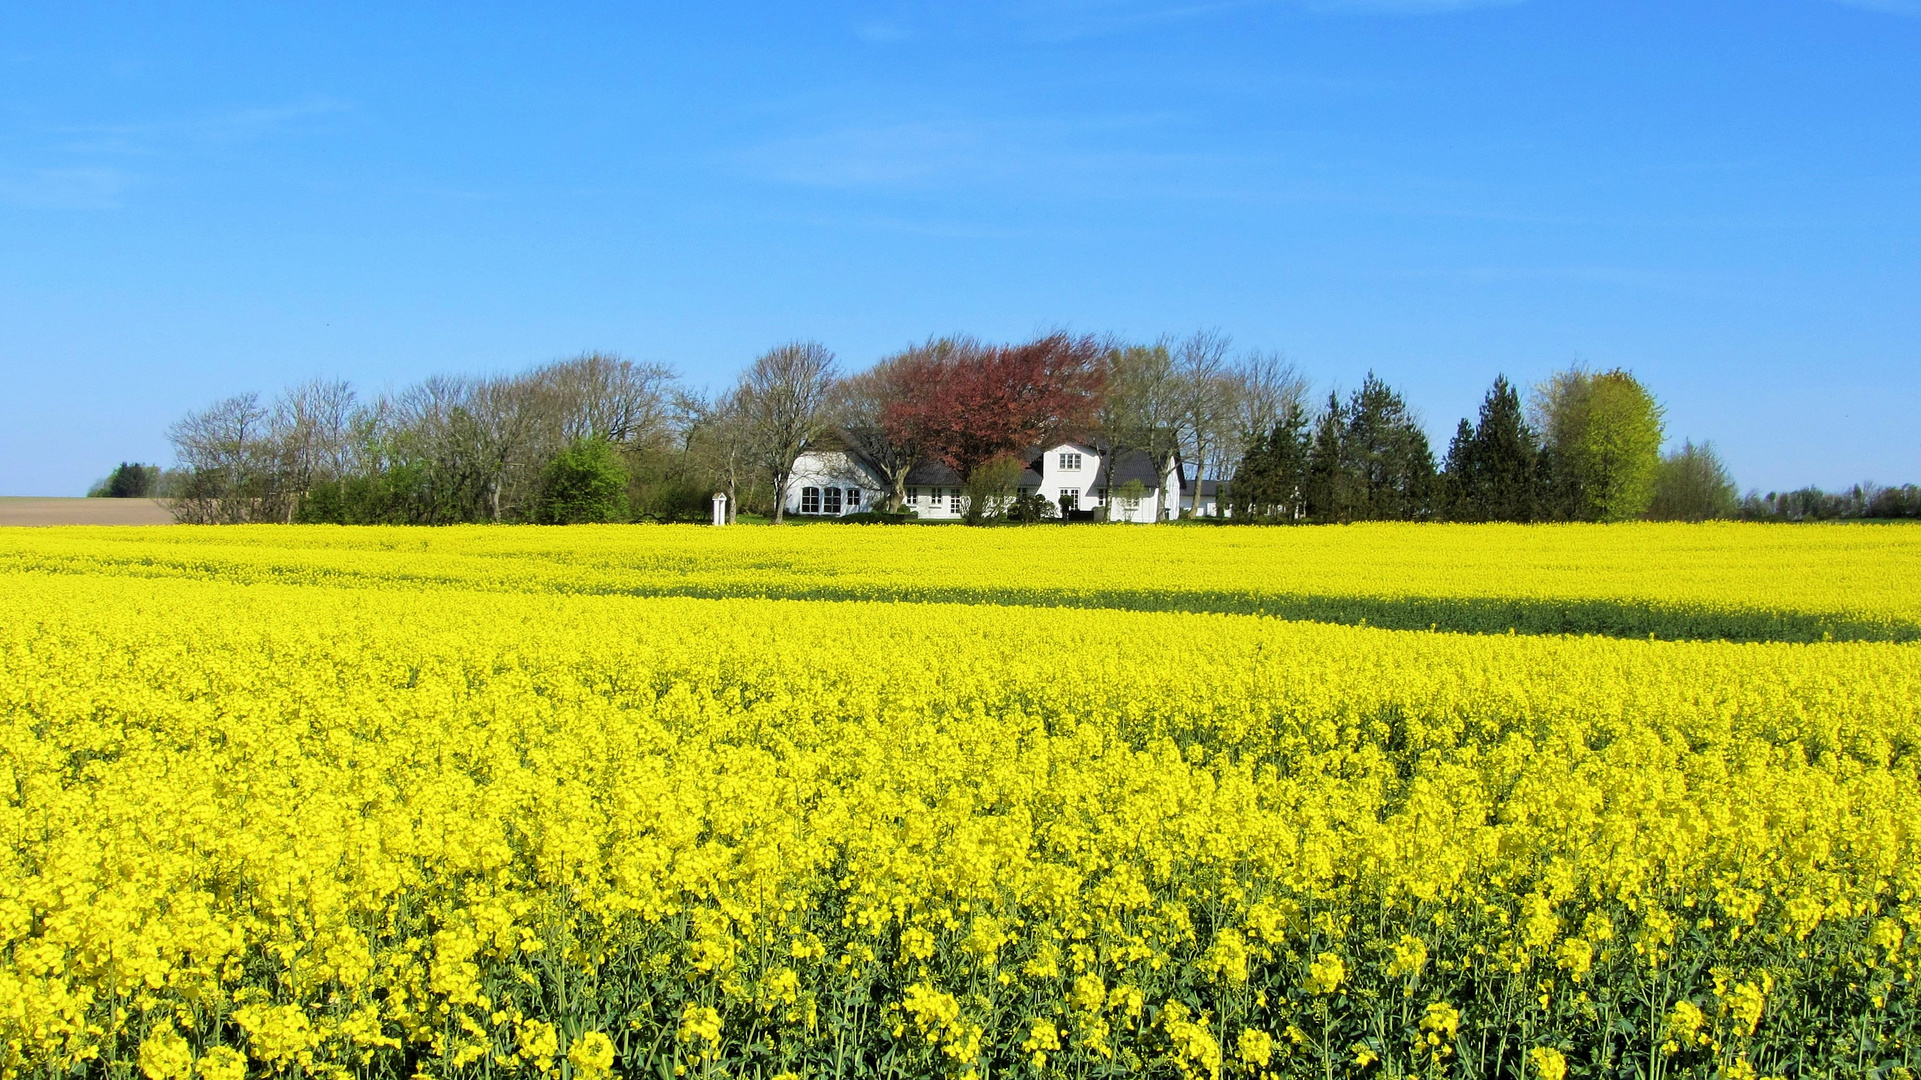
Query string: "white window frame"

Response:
xmin=1060 ymin=490 xmax=1079 ymax=512
xmin=948 ymin=489 xmax=963 ymax=513
xmin=800 ymin=487 xmax=821 ymax=514
xmin=823 ymin=487 xmax=842 ymax=514
xmin=845 ymin=487 xmax=861 ymax=508
xmin=1058 ymin=451 xmax=1082 ymax=471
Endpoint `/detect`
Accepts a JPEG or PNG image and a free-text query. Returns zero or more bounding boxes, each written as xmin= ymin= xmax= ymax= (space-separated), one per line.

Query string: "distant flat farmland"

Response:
xmin=0 ymin=497 xmax=173 ymax=526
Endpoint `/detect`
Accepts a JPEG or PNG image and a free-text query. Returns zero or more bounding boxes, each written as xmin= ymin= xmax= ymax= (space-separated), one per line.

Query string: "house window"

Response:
xmin=823 ymin=487 xmax=842 ymax=514
xmin=801 ymin=487 xmax=821 ymax=514
xmin=1059 ymin=490 xmax=1079 ymax=512
xmin=845 ymin=488 xmax=861 ymax=508
xmin=906 ymin=488 xmax=919 ymax=506
xmin=948 ymin=489 xmax=963 ymax=513
xmin=1058 ymin=451 xmax=1082 ymax=471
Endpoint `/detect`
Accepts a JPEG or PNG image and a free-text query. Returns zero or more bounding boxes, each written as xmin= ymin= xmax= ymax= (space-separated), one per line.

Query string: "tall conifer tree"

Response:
xmin=1342 ymin=373 xmax=1436 ymax=521
xmin=1442 ymin=418 xmax=1479 ymax=520
xmin=1303 ymin=392 xmax=1348 ymax=522
xmin=1227 ymin=401 xmax=1310 ymax=521
xmin=1472 ymin=375 xmax=1540 ymax=522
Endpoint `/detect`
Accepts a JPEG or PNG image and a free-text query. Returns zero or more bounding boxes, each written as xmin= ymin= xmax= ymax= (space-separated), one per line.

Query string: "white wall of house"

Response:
xmin=1033 ymin=441 xmax=1097 ymax=513
xmin=1029 ymin=442 xmax=1183 ymax=523
xmin=795 ymin=444 xmax=1203 ymax=522
xmin=902 ymin=483 xmax=966 ymax=518
xmin=783 ymin=451 xmax=888 ymax=517
xmin=1183 ymin=487 xmax=1222 ymax=518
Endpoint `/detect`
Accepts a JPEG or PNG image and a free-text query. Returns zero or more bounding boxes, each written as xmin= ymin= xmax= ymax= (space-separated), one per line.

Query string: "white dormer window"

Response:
xmin=1058 ymin=451 xmax=1083 ymax=471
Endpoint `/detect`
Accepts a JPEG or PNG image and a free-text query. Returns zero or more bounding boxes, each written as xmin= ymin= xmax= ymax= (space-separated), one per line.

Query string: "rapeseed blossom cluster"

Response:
xmin=1 ymin=524 xmax=1918 ymax=1079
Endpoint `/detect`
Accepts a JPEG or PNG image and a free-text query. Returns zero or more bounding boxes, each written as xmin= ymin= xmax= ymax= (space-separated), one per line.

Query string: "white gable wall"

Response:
xmin=783 ymin=451 xmax=888 ymax=517
xmin=1032 ymin=442 xmax=1098 ymax=513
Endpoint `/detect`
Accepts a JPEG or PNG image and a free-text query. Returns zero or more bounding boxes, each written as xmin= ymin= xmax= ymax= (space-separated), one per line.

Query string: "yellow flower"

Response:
xmin=197 ymin=1047 xmax=248 ymax=1080
xmin=1305 ymin=952 xmax=1346 ymax=995
xmin=137 ymin=1025 xmax=192 ymax=1080
xmin=567 ymin=1031 xmax=617 ymax=1080
xmin=1021 ymin=1018 xmax=1059 ymax=1070
xmin=1387 ymin=936 xmax=1428 ymax=979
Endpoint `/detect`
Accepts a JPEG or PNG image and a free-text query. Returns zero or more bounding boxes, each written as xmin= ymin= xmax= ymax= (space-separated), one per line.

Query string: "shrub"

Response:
xmin=533 ymin=439 xmax=630 ymax=524
xmin=87 ymin=462 xmax=161 ymax=498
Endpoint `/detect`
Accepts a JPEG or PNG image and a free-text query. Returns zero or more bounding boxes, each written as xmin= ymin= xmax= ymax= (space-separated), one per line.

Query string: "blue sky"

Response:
xmin=2 ymin=0 xmax=1916 ymax=496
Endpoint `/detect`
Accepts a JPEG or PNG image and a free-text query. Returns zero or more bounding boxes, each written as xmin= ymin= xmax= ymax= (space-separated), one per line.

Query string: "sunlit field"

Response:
xmin=2 ymin=523 xmax=1918 ymax=1080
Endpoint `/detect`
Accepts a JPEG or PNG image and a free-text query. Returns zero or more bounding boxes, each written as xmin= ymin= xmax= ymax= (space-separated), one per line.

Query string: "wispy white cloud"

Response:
xmin=0 ymin=167 xmax=131 ymax=209
xmin=1009 ymin=0 xmax=1528 ymax=38
xmin=854 ymin=20 xmax=914 ymax=42
xmin=738 ymin=110 xmax=1201 ymax=194
xmin=3 ymin=97 xmax=348 ymax=210
xmin=1403 ymin=264 xmax=1701 ymax=290
xmin=749 ymin=120 xmax=985 ymax=187
xmin=1301 ymin=0 xmax=1527 ymax=11
xmin=54 ymin=97 xmax=350 ymax=155
xmin=1818 ymin=0 xmax=1921 ymax=13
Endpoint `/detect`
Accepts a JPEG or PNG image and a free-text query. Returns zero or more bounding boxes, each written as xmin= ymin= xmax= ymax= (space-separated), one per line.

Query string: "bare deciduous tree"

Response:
xmin=1099 ymin=339 xmax=1185 ymax=520
xmin=1224 ymin=350 xmax=1310 ymax=488
xmin=738 ymin=341 xmax=839 ymax=523
xmin=675 ymin=387 xmax=758 ymax=523
xmin=1174 ymin=329 xmax=1234 ymax=518
xmin=269 ymin=378 xmax=357 ymax=522
xmin=168 ymin=393 xmax=272 ymax=523
xmin=537 ymin=353 xmax=677 ymax=448
xmin=467 ymin=375 xmax=552 ymax=522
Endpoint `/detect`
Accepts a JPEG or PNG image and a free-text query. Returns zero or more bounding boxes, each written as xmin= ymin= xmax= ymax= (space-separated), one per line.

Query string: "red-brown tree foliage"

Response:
xmin=882 ymin=334 xmax=1106 ymax=480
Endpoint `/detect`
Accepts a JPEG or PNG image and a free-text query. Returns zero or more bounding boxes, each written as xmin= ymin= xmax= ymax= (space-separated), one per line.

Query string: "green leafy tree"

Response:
xmin=534 ymin=438 xmax=630 ymax=524
xmin=962 ymin=455 xmax=1024 ymax=524
xmin=1648 ymin=440 xmax=1738 ymax=521
xmin=1535 ymin=368 xmax=1665 ymax=521
xmin=1576 ymin=371 xmax=1664 ymax=521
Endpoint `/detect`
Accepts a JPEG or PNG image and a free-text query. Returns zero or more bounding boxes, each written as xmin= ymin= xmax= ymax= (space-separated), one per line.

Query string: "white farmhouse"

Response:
xmin=782 ymin=440 xmax=1215 ymax=522
xmin=783 ymin=450 xmax=888 ymax=517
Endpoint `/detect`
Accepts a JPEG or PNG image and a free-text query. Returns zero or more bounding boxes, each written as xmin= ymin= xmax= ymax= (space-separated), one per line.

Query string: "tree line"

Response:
xmin=129 ymin=332 xmax=1899 ymax=525
xmin=147 ymin=332 xmax=1301 ymax=526
xmin=1226 ymin=368 xmax=1728 ymax=523
xmin=1736 ymin=483 xmax=1921 ymax=522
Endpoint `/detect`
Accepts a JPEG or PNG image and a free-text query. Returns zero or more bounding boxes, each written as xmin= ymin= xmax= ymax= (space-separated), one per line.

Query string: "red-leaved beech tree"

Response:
xmin=882 ymin=333 xmax=1107 ymax=484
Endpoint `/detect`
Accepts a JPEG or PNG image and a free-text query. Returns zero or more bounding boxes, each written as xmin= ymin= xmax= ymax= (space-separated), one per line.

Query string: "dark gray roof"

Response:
xmin=907 ymin=461 xmax=1043 ymax=487
xmin=1091 ymin=449 xmax=1171 ymax=492
xmin=904 ymin=461 xmax=964 ymax=486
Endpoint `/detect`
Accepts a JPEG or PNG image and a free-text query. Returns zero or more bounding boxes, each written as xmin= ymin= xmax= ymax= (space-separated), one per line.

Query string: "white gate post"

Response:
xmin=711 ymin=493 xmax=728 ymax=526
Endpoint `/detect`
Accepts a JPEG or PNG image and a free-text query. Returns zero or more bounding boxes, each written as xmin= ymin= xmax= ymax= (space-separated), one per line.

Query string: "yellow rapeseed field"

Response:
xmin=2 ymin=523 xmax=1918 ymax=1080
